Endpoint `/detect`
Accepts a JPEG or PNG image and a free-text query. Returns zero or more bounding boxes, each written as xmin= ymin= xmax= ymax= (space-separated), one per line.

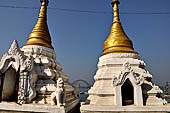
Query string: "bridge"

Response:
xmin=71 ymin=79 xmax=91 ymax=89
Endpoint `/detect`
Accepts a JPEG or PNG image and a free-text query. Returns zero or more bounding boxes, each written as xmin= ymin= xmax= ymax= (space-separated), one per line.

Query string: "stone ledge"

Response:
xmin=81 ymin=104 xmax=170 ymax=112
xmin=0 ymin=102 xmax=65 ymax=113
xmin=0 ymin=99 xmax=80 ymax=113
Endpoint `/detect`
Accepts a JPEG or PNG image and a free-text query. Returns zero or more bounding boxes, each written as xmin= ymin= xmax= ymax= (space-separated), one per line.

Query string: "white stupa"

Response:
xmin=81 ymin=0 xmax=170 ymax=112
xmin=0 ymin=0 xmax=80 ymax=112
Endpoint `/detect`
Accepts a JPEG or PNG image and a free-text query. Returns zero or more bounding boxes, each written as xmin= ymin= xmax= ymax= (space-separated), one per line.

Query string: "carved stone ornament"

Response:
xmin=51 ymin=77 xmax=66 ymax=107
xmin=100 ymin=53 xmax=140 ymax=61
xmin=112 ymin=62 xmax=144 ymax=86
xmin=0 ymin=40 xmax=37 ymax=104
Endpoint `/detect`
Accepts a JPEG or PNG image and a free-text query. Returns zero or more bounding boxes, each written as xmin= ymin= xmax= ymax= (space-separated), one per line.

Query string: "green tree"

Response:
xmin=164 ymin=82 xmax=170 ymax=95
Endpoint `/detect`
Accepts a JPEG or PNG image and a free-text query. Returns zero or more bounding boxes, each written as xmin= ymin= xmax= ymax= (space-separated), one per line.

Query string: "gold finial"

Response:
xmin=112 ymin=0 xmax=120 ymax=22
xmin=24 ymin=0 xmax=53 ymax=49
xmin=103 ymin=0 xmax=137 ymax=55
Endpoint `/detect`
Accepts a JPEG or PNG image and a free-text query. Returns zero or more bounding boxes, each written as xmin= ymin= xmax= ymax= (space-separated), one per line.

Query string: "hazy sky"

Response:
xmin=0 ymin=0 xmax=170 ymax=86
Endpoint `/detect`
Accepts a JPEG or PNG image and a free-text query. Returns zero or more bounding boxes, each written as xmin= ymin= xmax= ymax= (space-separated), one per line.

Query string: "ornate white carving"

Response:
xmin=138 ymin=62 xmax=152 ymax=79
xmin=112 ymin=62 xmax=144 ymax=86
xmin=27 ymin=57 xmax=38 ymax=103
xmin=51 ymin=78 xmax=66 ymax=107
xmin=146 ymin=85 xmax=168 ymax=105
xmin=17 ymin=72 xmax=28 ymax=104
xmin=0 ymin=40 xmax=37 ymax=104
xmin=100 ymin=53 xmax=140 ymax=61
xmin=112 ymin=76 xmax=121 ymax=86
xmin=22 ymin=45 xmax=56 ymax=60
xmin=148 ymin=85 xmax=162 ymax=94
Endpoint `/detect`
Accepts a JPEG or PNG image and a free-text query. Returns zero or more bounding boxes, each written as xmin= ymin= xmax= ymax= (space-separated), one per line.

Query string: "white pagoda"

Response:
xmin=0 ymin=0 xmax=80 ymax=113
xmin=81 ymin=0 xmax=170 ymax=113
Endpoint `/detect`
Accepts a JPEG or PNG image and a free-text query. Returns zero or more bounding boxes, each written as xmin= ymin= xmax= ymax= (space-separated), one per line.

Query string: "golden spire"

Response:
xmin=103 ymin=0 xmax=137 ymax=55
xmin=24 ymin=0 xmax=53 ymax=49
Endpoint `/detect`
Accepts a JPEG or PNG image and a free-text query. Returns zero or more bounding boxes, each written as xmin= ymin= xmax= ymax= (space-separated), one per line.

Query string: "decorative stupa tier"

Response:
xmin=81 ymin=0 xmax=168 ymax=112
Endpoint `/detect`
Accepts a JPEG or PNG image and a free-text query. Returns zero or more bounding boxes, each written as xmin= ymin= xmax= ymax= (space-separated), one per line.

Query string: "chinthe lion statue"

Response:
xmin=51 ymin=77 xmax=66 ymax=107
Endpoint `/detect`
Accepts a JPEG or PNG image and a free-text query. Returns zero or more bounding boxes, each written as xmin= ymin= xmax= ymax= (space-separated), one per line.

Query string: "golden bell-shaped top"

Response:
xmin=103 ymin=0 xmax=137 ymax=55
xmin=24 ymin=0 xmax=53 ymax=49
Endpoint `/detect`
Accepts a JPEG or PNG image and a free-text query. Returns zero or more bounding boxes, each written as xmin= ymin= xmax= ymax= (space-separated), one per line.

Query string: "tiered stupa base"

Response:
xmin=21 ymin=45 xmax=80 ymax=112
xmin=81 ymin=53 xmax=169 ymax=113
